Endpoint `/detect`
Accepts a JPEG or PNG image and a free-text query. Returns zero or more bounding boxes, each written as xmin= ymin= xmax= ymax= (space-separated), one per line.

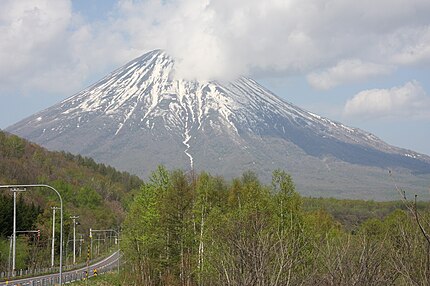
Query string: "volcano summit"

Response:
xmin=7 ymin=50 xmax=430 ymax=199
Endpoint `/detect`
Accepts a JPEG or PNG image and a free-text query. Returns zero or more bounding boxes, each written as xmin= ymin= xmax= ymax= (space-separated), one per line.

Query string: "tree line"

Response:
xmin=122 ymin=167 xmax=430 ymax=285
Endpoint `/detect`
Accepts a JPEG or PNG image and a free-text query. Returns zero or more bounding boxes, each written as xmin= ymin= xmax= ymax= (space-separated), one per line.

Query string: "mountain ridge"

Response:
xmin=7 ymin=49 xmax=430 ymax=199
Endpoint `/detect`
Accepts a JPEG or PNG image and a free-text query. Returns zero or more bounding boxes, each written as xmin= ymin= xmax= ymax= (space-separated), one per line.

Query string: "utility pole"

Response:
xmin=70 ymin=216 xmax=79 ymax=265
xmin=97 ymin=233 xmax=100 ymax=256
xmin=10 ymin=188 xmax=26 ymax=277
xmin=87 ymin=229 xmax=92 ymax=286
xmin=79 ymin=234 xmax=83 ymax=258
xmin=115 ymin=232 xmax=120 ymax=274
xmin=51 ymin=207 xmax=60 ymax=268
xmin=89 ymin=228 xmax=93 ymax=261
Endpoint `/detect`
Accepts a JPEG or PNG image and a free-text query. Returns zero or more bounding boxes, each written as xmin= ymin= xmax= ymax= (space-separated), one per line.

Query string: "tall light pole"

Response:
xmin=1 ymin=184 xmax=64 ymax=285
xmin=70 ymin=215 xmax=79 ymax=265
xmin=10 ymin=188 xmax=26 ymax=277
xmin=51 ymin=207 xmax=60 ymax=268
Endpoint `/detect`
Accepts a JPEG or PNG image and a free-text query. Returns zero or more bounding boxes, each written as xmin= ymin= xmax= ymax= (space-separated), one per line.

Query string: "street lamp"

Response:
xmin=70 ymin=215 xmax=79 ymax=265
xmin=1 ymin=184 xmax=64 ymax=285
xmin=10 ymin=188 xmax=26 ymax=277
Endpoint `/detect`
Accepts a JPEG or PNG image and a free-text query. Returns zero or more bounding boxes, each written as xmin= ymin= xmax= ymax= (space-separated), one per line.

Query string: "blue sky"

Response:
xmin=0 ymin=0 xmax=429 ymax=155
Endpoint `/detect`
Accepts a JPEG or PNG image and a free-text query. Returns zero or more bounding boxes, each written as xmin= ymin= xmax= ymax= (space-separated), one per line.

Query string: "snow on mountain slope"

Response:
xmin=7 ymin=49 xmax=430 ymax=199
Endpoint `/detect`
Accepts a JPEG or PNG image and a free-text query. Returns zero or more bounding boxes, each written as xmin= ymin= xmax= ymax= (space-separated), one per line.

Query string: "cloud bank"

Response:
xmin=307 ymin=60 xmax=393 ymax=90
xmin=343 ymin=81 xmax=430 ymax=119
xmin=1 ymin=0 xmax=430 ymax=94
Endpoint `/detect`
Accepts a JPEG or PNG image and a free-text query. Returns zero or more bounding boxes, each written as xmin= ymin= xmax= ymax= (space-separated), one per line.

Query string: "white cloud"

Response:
xmin=307 ymin=59 xmax=393 ymax=90
xmin=1 ymin=0 xmax=430 ymax=95
xmin=0 ymin=1 xmax=72 ymax=92
xmin=110 ymin=0 xmax=430 ymax=81
xmin=389 ymin=26 xmax=430 ymax=65
xmin=0 ymin=0 xmax=135 ymax=96
xmin=343 ymin=81 xmax=430 ymax=119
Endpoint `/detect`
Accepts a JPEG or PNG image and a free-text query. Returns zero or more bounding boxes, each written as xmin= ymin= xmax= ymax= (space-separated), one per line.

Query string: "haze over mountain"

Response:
xmin=7 ymin=50 xmax=430 ymax=200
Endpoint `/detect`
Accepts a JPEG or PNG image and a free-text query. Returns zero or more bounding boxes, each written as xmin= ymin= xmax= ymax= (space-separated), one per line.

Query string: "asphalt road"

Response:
xmin=0 ymin=251 xmax=120 ymax=286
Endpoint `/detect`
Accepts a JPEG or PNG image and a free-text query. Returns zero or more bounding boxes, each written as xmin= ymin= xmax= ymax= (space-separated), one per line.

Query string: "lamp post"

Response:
xmin=70 ymin=215 xmax=79 ymax=265
xmin=10 ymin=188 xmax=26 ymax=277
xmin=51 ymin=207 xmax=60 ymax=268
xmin=1 ymin=184 xmax=64 ymax=285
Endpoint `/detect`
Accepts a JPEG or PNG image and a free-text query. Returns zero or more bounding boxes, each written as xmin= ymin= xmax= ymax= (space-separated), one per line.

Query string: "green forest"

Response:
xmin=122 ymin=167 xmax=430 ymax=285
xmin=1 ymin=130 xmax=430 ymax=285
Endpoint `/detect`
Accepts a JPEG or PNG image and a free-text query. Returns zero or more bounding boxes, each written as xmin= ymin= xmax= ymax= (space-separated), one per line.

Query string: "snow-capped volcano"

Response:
xmin=7 ymin=50 xmax=430 ymax=199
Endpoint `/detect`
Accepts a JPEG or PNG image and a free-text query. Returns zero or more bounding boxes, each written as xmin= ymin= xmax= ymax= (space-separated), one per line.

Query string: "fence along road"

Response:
xmin=0 ymin=250 xmax=120 ymax=286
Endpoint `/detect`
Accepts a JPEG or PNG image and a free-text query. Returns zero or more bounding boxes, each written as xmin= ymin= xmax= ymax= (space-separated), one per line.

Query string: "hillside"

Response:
xmin=0 ymin=129 xmax=142 ymax=238
xmin=0 ymin=130 xmax=143 ymax=271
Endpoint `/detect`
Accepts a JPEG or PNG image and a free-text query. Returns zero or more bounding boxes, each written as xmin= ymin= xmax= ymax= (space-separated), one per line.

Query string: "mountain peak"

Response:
xmin=7 ymin=49 xmax=430 ymax=199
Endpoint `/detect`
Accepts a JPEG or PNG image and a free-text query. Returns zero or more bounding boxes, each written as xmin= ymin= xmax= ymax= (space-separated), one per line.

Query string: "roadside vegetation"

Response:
xmin=121 ymin=166 xmax=430 ymax=285
xmin=71 ymin=272 xmax=121 ymax=286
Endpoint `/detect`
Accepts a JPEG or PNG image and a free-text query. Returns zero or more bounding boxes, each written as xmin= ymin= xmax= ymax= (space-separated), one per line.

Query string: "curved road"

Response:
xmin=0 ymin=251 xmax=119 ymax=286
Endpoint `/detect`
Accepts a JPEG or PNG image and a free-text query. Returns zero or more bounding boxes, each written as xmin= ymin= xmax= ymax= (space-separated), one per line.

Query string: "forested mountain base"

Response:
xmin=123 ymin=167 xmax=430 ymax=286
xmin=0 ymin=130 xmax=143 ymax=271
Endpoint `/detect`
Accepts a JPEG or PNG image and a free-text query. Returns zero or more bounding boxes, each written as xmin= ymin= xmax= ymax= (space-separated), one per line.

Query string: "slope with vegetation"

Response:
xmin=0 ymin=130 xmax=143 ymax=272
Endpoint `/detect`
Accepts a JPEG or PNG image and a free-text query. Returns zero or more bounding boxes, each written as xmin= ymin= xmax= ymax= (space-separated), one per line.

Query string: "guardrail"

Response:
xmin=0 ymin=261 xmax=91 ymax=281
xmin=0 ymin=251 xmax=120 ymax=286
xmin=1 ymin=266 xmax=117 ymax=285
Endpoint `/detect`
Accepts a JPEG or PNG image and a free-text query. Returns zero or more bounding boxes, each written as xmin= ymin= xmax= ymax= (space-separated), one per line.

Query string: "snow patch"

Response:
xmin=183 ymin=128 xmax=194 ymax=169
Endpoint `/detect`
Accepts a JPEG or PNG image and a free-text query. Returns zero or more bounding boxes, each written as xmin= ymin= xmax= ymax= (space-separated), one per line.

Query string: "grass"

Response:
xmin=71 ymin=272 xmax=121 ymax=285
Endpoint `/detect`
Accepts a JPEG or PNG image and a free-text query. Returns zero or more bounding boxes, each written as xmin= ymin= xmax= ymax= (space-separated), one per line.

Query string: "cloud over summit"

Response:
xmin=117 ymin=0 xmax=430 ymax=82
xmin=1 ymin=0 xmax=430 ymax=93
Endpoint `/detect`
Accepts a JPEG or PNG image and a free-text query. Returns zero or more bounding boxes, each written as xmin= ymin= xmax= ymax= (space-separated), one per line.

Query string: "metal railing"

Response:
xmin=0 ymin=251 xmax=120 ymax=285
